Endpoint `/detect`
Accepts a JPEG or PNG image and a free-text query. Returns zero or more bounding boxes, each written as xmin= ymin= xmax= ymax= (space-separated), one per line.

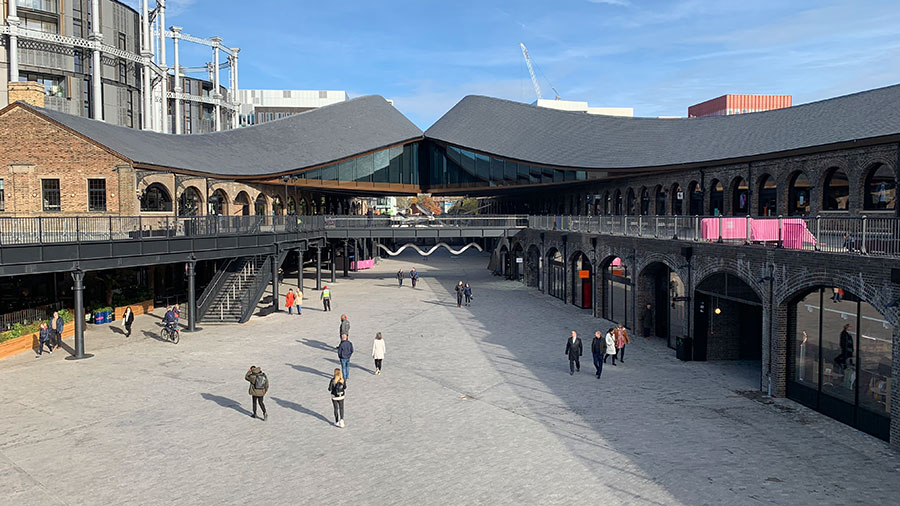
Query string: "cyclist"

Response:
xmin=162 ymin=306 xmax=177 ymax=336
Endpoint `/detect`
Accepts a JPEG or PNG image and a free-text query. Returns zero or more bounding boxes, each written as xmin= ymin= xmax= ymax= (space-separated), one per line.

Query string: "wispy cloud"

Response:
xmin=588 ymin=0 xmax=630 ymax=6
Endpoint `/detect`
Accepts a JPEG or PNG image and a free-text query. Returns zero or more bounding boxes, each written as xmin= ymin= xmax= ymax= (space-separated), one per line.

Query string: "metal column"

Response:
xmin=7 ymin=3 xmax=19 ymax=82
xmin=342 ymin=241 xmax=349 ymax=278
xmin=70 ymin=270 xmax=88 ymax=359
xmin=186 ymin=260 xmax=196 ymax=332
xmin=315 ymin=246 xmax=322 ymax=290
xmin=172 ymin=27 xmax=182 ymax=134
xmin=211 ymin=36 xmax=222 ymax=131
xmin=271 ymin=254 xmax=279 ymax=311
xmin=90 ymin=0 xmax=102 ymax=120
xmin=141 ymin=0 xmax=152 ymax=130
xmin=231 ymin=48 xmax=240 ymax=129
xmin=330 ymin=242 xmax=336 ymax=282
xmin=158 ymin=0 xmax=168 ymax=133
xmin=353 ymin=240 xmax=359 ymax=272
xmin=296 ymin=248 xmax=303 ymax=292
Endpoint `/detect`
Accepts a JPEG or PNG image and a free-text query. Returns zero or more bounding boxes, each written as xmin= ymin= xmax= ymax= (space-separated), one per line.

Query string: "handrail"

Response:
xmin=238 ymin=255 xmax=273 ymax=323
xmin=195 ymin=257 xmax=238 ymax=321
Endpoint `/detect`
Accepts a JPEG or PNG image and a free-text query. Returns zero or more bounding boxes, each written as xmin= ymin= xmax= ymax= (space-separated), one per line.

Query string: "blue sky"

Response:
xmin=130 ymin=0 xmax=900 ymax=128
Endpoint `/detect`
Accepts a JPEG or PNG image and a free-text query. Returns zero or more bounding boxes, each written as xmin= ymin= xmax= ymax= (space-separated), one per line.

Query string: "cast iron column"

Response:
xmin=315 ymin=246 xmax=322 ymax=290
xmin=353 ymin=240 xmax=359 ymax=272
xmin=186 ymin=260 xmax=196 ymax=332
xmin=343 ymin=241 xmax=349 ymax=278
xmin=330 ymin=242 xmax=336 ymax=282
xmin=271 ymin=254 xmax=279 ymax=311
xmin=72 ymin=270 xmax=86 ymax=359
xmin=296 ymin=248 xmax=303 ymax=292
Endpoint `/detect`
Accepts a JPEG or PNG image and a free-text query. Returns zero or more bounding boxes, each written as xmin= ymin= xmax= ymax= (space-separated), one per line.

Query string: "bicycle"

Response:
xmin=161 ymin=324 xmax=180 ymax=344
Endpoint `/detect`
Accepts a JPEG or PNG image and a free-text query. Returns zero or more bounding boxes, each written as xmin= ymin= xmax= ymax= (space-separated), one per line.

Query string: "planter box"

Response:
xmin=114 ymin=299 xmax=154 ymax=321
xmin=0 ymin=322 xmax=75 ymax=361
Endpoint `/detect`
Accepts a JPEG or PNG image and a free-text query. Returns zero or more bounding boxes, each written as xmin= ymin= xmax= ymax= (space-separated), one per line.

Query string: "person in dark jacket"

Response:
xmin=245 ymin=365 xmax=269 ymax=421
xmin=410 ymin=268 xmax=419 ymax=288
xmin=564 ymin=330 xmax=582 ymax=375
xmin=339 ymin=314 xmax=350 ymax=341
xmin=640 ymin=304 xmax=653 ymax=339
xmin=463 ymin=283 xmax=473 ymax=307
xmin=591 ymin=330 xmax=606 ymax=378
xmin=397 ymin=269 xmax=404 ymax=287
xmin=122 ymin=307 xmax=135 ymax=338
xmin=337 ymin=334 xmax=354 ymax=380
xmin=834 ymin=323 xmax=854 ymax=371
xmin=328 ymin=368 xmax=347 ymax=428
xmin=36 ymin=322 xmax=53 ymax=357
xmin=455 ymin=281 xmax=464 ymax=307
xmin=50 ymin=311 xmax=64 ymax=349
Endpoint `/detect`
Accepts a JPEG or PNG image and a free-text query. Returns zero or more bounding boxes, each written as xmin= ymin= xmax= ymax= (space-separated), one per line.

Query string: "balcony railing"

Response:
xmin=528 ymin=215 xmax=900 ymax=258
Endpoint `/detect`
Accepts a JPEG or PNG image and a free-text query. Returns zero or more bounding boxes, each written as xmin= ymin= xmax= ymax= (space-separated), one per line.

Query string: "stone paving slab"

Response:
xmin=0 ymin=251 xmax=898 ymax=505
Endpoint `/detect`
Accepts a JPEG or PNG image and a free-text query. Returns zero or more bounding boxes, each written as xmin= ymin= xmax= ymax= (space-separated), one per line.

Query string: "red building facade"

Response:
xmin=688 ymin=94 xmax=792 ymax=118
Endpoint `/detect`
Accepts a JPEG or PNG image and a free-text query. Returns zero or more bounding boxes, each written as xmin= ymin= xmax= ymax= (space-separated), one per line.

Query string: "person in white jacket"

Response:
xmin=372 ymin=332 xmax=386 ymax=375
xmin=604 ymin=328 xmax=617 ymax=366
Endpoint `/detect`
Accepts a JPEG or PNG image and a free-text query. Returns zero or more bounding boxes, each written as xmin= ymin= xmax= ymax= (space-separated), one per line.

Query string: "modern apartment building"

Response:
xmin=238 ymin=89 xmax=347 ymax=126
xmin=1 ymin=0 xmax=238 ymax=133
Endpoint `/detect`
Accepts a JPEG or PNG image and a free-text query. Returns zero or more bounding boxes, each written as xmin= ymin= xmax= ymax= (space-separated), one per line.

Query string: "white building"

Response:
xmin=534 ymin=99 xmax=633 ymax=117
xmin=238 ymin=89 xmax=347 ymax=126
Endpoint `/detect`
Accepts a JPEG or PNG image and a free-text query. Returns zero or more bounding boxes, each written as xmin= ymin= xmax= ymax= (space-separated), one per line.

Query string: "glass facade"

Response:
xmin=788 ymin=288 xmax=892 ymax=440
xmin=427 ymin=143 xmax=597 ymax=190
xmin=296 ymin=144 xmax=418 ymax=186
xmin=603 ymin=258 xmax=631 ymax=326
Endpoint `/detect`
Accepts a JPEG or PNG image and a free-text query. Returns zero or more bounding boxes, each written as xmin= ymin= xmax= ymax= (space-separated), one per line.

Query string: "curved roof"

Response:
xmin=424 ymin=84 xmax=900 ymax=170
xmin=31 ymin=95 xmax=423 ymax=177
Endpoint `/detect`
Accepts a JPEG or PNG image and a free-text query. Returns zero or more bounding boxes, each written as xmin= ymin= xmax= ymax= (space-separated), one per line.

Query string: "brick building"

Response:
xmin=688 ymin=94 xmax=792 ymax=118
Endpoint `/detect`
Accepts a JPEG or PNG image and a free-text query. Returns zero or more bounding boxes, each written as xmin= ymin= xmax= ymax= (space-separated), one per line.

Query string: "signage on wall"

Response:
xmin=676 ymin=191 xmax=684 ymax=200
xmin=578 ymin=270 xmax=590 ymax=278
xmin=516 ymin=257 xmax=523 ymax=263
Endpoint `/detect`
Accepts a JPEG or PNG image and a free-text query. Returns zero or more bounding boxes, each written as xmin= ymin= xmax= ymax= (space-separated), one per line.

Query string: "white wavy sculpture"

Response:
xmin=376 ymin=242 xmax=483 ymax=256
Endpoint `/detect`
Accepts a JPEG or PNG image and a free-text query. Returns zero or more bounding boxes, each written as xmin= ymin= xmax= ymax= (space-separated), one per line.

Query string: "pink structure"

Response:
xmin=350 ymin=259 xmax=375 ymax=270
xmin=700 ymin=218 xmax=816 ymax=249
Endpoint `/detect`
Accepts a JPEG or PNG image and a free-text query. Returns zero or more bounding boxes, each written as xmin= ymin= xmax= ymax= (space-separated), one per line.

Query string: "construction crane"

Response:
xmin=520 ymin=43 xmax=542 ymax=100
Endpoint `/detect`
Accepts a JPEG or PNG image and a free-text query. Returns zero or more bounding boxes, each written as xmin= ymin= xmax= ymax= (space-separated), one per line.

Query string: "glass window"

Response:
xmin=640 ymin=189 xmax=650 ymax=215
xmin=372 ymin=149 xmax=389 ymax=183
xmin=859 ymin=301 xmax=891 ymax=415
xmin=0 ymin=179 xmax=4 ymax=211
xmin=42 ymin=179 xmax=60 ymax=212
xmin=178 ymin=187 xmax=202 ymax=216
xmin=87 ymin=178 xmax=106 ymax=212
xmin=475 ymin=153 xmax=490 ymax=181
xmin=823 ymin=168 xmax=849 ymax=211
xmin=491 ymin=157 xmax=504 ymax=185
xmin=140 ymin=183 xmax=172 ymax=212
xmin=709 ymin=181 xmax=724 ymax=216
xmin=733 ymin=177 xmax=749 ymax=215
xmin=865 ymin=164 xmax=896 ymax=210
xmin=788 ymin=172 xmax=811 ymax=215
xmin=758 ymin=175 xmax=777 ymax=216
xmin=390 ymin=146 xmax=403 ymax=183
xmin=17 ymin=0 xmax=59 ymax=13
xmin=791 ymin=290 xmax=820 ymax=390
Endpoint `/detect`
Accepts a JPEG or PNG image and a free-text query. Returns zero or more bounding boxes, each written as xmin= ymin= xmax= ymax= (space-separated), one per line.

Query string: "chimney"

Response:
xmin=8 ymin=81 xmax=46 ymax=108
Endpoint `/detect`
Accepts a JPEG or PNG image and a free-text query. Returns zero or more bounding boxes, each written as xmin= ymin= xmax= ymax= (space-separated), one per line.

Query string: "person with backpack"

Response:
xmin=122 ymin=306 xmax=135 ymax=338
xmin=337 ymin=334 xmax=354 ymax=380
xmin=455 ymin=281 xmax=464 ymax=307
xmin=321 ymin=285 xmax=332 ymax=311
xmin=328 ymin=368 xmax=347 ymax=428
xmin=591 ymin=330 xmax=606 ymax=379
xmin=372 ymin=332 xmax=386 ymax=375
xmin=245 ymin=365 xmax=268 ymax=421
xmin=36 ymin=322 xmax=53 ymax=357
xmin=397 ymin=269 xmax=404 ymax=287
xmin=285 ymin=288 xmax=296 ymax=314
xmin=463 ymin=283 xmax=473 ymax=307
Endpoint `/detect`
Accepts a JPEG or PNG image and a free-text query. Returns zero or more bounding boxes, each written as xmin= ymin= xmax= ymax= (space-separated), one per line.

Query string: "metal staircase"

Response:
xmin=198 ymin=256 xmax=270 ymax=323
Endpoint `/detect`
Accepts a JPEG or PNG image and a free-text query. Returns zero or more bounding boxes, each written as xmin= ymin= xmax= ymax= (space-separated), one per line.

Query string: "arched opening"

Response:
xmin=692 ymin=273 xmax=763 ymax=370
xmin=299 ymin=198 xmax=309 ymax=216
xmin=788 ymin=171 xmax=811 ymax=216
xmin=732 ymin=177 xmax=749 ymax=215
xmin=709 ymin=180 xmax=724 ymax=216
xmin=823 ymin=168 xmax=849 ymax=211
xmin=671 ymin=183 xmax=684 ymax=215
xmin=613 ymin=190 xmax=623 ymax=215
xmin=602 ymin=257 xmax=631 ymax=326
xmin=786 ymin=287 xmax=892 ymax=441
xmin=254 ymin=194 xmax=267 ymax=216
xmin=626 ymin=188 xmax=636 ymax=215
xmin=640 ymin=187 xmax=650 ymax=215
xmin=140 ymin=183 xmax=172 ymax=212
xmin=286 ymin=197 xmax=297 ymax=215
xmin=271 ymin=196 xmax=284 ymax=216
xmin=758 ymin=174 xmax=777 ymax=216
xmin=511 ymin=243 xmax=524 ymax=283
xmin=570 ymin=251 xmax=592 ymax=309
xmin=208 ymin=189 xmax=228 ymax=216
xmin=688 ymin=181 xmax=703 ymax=216
xmin=525 ymin=245 xmax=541 ymax=288
xmin=498 ymin=244 xmax=510 ymax=277
xmin=602 ymin=191 xmax=611 ymax=215
xmin=655 ymin=185 xmax=667 ymax=215
xmin=234 ymin=191 xmax=251 ymax=216
xmin=864 ymin=163 xmax=896 ymax=211
xmin=638 ymin=262 xmax=685 ymax=349
xmin=546 ymin=248 xmax=564 ymax=301
xmin=177 ymin=186 xmax=202 ymax=216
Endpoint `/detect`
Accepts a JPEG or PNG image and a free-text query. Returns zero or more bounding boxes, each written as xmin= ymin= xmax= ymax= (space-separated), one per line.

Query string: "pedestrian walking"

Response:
xmin=36 ymin=322 xmax=53 ymax=357
xmin=640 ymin=304 xmax=653 ymax=339
xmin=122 ymin=306 xmax=134 ymax=338
xmin=397 ymin=269 xmax=404 ymax=287
xmin=372 ymin=332 xmax=385 ymax=375
xmin=410 ymin=268 xmax=419 ymax=288
xmin=834 ymin=324 xmax=854 ymax=371
xmin=455 ymin=280 xmax=464 ymax=307
xmin=339 ymin=314 xmax=350 ymax=340
xmin=337 ymin=334 xmax=354 ymax=380
xmin=328 ymin=368 xmax=347 ymax=428
xmin=245 ymin=365 xmax=268 ymax=421
xmin=604 ymin=328 xmax=617 ymax=366
xmin=285 ymin=288 xmax=296 ymax=314
xmin=321 ymin=285 xmax=332 ymax=311
xmin=615 ymin=323 xmax=630 ymax=363
xmin=463 ymin=283 xmax=473 ymax=306
xmin=296 ymin=289 xmax=303 ymax=315
xmin=591 ymin=330 xmax=606 ymax=378
xmin=564 ymin=330 xmax=582 ymax=375
xmin=50 ymin=311 xmax=64 ymax=349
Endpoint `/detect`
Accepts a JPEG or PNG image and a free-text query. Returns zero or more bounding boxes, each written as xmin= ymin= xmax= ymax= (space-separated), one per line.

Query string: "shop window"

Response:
xmin=788 ymin=172 xmax=810 ymax=216
xmin=823 ymin=168 xmax=849 ymax=211
xmin=140 ymin=183 xmax=172 ymax=212
xmin=864 ymin=164 xmax=896 ymax=210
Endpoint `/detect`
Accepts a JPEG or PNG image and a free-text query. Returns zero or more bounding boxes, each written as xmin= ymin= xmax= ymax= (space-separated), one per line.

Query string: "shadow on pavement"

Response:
xmin=324 ymin=357 xmax=372 ymax=375
xmin=298 ymin=338 xmax=336 ymax=351
xmin=200 ymin=392 xmax=252 ymax=416
xmin=287 ymin=362 xmax=332 ymax=378
xmin=270 ymin=397 xmax=332 ymax=424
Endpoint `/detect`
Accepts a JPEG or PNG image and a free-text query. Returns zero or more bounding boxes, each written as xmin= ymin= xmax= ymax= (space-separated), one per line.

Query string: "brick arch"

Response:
xmin=728 ymin=175 xmax=748 ymax=216
xmin=858 ymin=158 xmax=897 ymax=212
xmin=775 ymin=272 xmax=898 ymax=327
xmin=635 ymin=252 xmax=683 ymax=279
xmin=755 ymin=171 xmax=777 ymax=216
xmin=819 ymin=161 xmax=852 ymax=212
xmin=692 ymin=265 xmax=766 ymax=305
xmin=784 ymin=169 xmax=812 ymax=216
xmin=176 ymin=185 xmax=205 ymax=216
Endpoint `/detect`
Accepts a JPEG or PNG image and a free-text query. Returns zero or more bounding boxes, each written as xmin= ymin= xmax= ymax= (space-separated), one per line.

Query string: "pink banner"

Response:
xmin=701 ymin=218 xmax=816 ymax=249
xmin=350 ymin=259 xmax=375 ymax=270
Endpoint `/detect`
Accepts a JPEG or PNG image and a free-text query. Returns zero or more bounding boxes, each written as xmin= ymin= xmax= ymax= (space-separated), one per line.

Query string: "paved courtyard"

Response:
xmin=1 ymin=251 xmax=898 ymax=505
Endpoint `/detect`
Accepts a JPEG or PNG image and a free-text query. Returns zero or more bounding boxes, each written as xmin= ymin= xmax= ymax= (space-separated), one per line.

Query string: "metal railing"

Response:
xmin=323 ymin=215 xmax=530 ymax=229
xmin=528 ymin=215 xmax=900 ymax=258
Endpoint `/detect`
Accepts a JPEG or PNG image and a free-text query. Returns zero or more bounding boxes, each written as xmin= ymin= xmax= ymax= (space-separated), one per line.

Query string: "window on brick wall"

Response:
xmin=0 ymin=179 xmax=5 ymax=211
xmin=88 ymin=179 xmax=106 ymax=212
xmin=42 ymin=179 xmax=61 ymax=212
